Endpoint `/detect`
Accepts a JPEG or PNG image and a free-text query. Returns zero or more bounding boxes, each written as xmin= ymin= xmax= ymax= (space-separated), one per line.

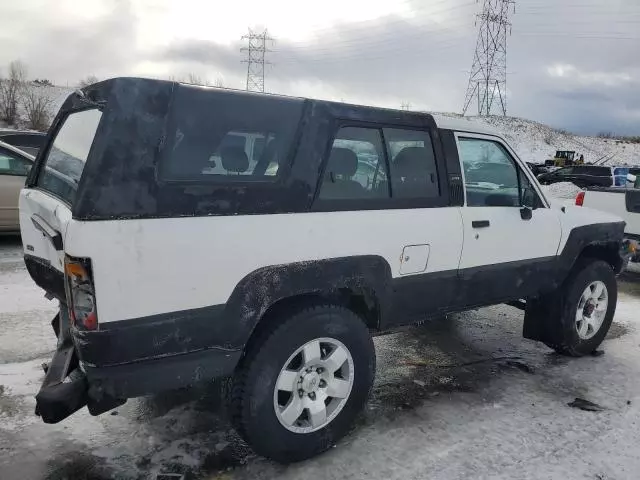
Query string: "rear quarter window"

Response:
xmin=160 ymin=85 xmax=304 ymax=182
xmin=581 ymin=166 xmax=610 ymax=177
xmin=37 ymin=108 xmax=103 ymax=205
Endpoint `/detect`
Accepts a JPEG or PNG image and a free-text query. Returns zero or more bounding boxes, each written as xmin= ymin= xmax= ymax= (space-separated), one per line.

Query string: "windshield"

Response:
xmin=37 ymin=109 xmax=102 ymax=205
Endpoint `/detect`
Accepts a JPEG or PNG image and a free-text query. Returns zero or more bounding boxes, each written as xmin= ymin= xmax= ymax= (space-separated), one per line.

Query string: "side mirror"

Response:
xmin=627 ymin=173 xmax=637 ymax=184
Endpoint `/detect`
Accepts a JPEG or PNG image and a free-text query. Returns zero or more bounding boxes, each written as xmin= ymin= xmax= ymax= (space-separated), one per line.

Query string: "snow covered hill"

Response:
xmin=433 ymin=113 xmax=640 ymax=167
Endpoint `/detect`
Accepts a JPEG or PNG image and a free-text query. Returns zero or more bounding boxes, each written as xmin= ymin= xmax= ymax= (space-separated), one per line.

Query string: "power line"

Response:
xmin=463 ymin=0 xmax=515 ymax=116
xmin=274 ymin=30 xmax=472 ymax=64
xmin=275 ymin=0 xmax=475 ymax=46
xmin=515 ymin=32 xmax=640 ymax=39
xmin=241 ymin=29 xmax=274 ymax=93
xmin=280 ymin=1 xmax=477 ymax=51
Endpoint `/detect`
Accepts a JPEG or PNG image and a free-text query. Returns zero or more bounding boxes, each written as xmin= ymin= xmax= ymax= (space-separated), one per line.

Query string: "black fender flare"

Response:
xmin=556 ymin=222 xmax=626 ymax=278
xmin=523 ymin=221 xmax=625 ymax=342
xmin=221 ymin=255 xmax=393 ymax=348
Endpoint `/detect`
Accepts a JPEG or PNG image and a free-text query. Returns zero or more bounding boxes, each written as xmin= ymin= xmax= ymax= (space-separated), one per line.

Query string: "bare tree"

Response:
xmin=598 ymin=131 xmax=614 ymax=139
xmin=21 ymin=84 xmax=54 ymax=131
xmin=78 ymin=75 xmax=99 ymax=88
xmin=187 ymin=72 xmax=203 ymax=85
xmin=169 ymin=74 xmax=224 ymax=87
xmin=186 ymin=73 xmax=214 ymax=86
xmin=0 ymin=60 xmax=27 ymax=125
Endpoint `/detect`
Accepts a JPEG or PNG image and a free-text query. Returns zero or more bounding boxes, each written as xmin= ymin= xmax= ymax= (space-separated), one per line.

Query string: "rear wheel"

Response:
xmin=546 ymin=260 xmax=617 ymax=356
xmin=230 ymin=304 xmax=375 ymax=462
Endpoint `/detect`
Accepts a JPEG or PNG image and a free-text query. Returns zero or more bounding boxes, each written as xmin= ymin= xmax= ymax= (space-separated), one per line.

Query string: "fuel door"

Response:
xmin=399 ymin=244 xmax=430 ymax=275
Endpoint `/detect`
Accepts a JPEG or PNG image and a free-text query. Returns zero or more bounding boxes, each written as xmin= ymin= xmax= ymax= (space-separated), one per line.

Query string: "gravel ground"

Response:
xmin=1 ymin=235 xmax=640 ymax=480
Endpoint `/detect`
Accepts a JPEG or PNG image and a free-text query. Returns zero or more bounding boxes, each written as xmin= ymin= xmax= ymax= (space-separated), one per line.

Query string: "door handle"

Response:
xmin=472 ymin=220 xmax=490 ymax=228
xmin=31 ymin=214 xmax=63 ymax=251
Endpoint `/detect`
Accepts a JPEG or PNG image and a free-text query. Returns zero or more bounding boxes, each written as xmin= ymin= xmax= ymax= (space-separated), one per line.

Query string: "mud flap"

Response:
xmin=523 ymin=292 xmax=564 ymax=344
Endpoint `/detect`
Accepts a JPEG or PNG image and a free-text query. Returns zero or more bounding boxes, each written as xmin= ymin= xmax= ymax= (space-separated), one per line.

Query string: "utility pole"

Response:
xmin=401 ymin=102 xmax=412 ymax=111
xmin=241 ymin=29 xmax=274 ymax=93
xmin=462 ymin=0 xmax=515 ymax=116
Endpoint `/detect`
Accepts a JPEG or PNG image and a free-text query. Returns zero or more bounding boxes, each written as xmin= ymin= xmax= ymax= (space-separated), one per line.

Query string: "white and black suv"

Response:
xmin=20 ymin=78 xmax=629 ymax=462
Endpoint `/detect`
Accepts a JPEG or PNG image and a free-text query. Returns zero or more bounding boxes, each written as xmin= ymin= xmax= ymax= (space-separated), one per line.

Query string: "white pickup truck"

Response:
xmin=577 ymin=176 xmax=640 ymax=262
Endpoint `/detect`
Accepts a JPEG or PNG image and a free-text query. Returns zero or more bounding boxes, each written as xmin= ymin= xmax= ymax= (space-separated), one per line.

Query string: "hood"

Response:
xmin=561 ymin=203 xmax=625 ymax=228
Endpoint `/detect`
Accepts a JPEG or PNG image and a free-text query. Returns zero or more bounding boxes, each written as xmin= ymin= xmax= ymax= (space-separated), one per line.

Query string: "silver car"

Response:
xmin=0 ymin=140 xmax=34 ymax=233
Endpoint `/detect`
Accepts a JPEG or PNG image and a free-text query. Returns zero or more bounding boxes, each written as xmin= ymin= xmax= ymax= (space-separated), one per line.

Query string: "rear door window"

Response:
xmin=37 ymin=108 xmax=103 ymax=204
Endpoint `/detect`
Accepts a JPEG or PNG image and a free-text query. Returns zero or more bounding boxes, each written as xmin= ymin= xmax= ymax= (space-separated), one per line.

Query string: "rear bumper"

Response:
xmin=71 ymin=304 xmax=242 ymax=398
xmin=36 ymin=308 xmax=242 ymax=423
xmin=35 ymin=317 xmax=88 ymax=423
xmin=84 ymin=348 xmax=241 ymax=399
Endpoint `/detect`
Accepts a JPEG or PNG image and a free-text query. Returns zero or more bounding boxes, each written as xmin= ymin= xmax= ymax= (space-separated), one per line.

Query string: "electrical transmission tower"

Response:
xmin=241 ymin=29 xmax=274 ymax=92
xmin=462 ymin=0 xmax=515 ymax=116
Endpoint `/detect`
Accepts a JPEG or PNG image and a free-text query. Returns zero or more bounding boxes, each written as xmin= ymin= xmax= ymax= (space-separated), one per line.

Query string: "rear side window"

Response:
xmin=0 ymin=149 xmax=31 ymax=176
xmin=557 ymin=167 xmax=574 ymax=176
xmin=317 ymin=125 xmax=443 ymax=206
xmin=582 ymin=166 xmax=609 ymax=177
xmin=383 ymin=128 xmax=440 ymax=198
xmin=37 ymin=109 xmax=102 ymax=204
xmin=319 ymin=127 xmax=389 ymax=200
xmin=161 ymin=85 xmax=304 ymax=181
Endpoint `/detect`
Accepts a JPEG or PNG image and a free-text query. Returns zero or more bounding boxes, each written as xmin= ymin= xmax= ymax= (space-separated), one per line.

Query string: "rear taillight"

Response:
xmin=575 ymin=191 xmax=585 ymax=206
xmin=64 ymin=255 xmax=98 ymax=330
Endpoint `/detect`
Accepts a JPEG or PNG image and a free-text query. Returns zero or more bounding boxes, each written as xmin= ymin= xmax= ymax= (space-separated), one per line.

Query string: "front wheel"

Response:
xmin=230 ymin=304 xmax=375 ymax=462
xmin=546 ymin=260 xmax=617 ymax=356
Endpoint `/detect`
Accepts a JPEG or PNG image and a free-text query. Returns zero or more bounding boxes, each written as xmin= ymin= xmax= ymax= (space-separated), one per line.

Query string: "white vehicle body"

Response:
xmin=579 ymin=186 xmax=640 ymax=259
xmin=20 ymin=116 xmax=621 ymax=325
xmin=18 ymin=79 xmax=628 ymax=460
xmin=580 ymin=188 xmax=640 ymax=238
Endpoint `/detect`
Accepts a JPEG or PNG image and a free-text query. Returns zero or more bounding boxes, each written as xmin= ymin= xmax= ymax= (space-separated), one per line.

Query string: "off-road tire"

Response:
xmin=229 ymin=304 xmax=375 ymax=463
xmin=546 ymin=259 xmax=617 ymax=356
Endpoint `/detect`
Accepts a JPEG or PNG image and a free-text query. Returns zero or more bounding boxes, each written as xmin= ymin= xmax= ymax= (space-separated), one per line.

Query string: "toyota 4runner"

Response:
xmin=20 ymin=78 xmax=629 ymax=462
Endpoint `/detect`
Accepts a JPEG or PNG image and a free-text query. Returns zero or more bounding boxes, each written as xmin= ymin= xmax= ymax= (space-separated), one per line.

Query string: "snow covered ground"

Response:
xmin=1 ymin=231 xmax=640 ymax=479
xmin=0 ymin=179 xmax=638 ymax=479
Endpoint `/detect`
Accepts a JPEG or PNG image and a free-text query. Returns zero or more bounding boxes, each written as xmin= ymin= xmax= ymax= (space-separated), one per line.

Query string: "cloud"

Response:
xmin=546 ymin=63 xmax=634 ymax=87
xmin=0 ymin=0 xmax=638 ymax=134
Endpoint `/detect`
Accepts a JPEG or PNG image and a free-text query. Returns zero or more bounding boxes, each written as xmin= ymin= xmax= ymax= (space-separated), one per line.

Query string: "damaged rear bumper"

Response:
xmin=35 ymin=323 xmax=88 ymax=423
xmin=36 ymin=312 xmax=124 ymax=423
xmin=36 ymin=307 xmax=242 ymax=423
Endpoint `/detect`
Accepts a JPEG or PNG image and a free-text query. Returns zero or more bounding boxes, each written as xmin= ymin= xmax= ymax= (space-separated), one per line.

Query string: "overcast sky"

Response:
xmin=1 ymin=0 xmax=638 ymax=135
